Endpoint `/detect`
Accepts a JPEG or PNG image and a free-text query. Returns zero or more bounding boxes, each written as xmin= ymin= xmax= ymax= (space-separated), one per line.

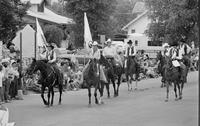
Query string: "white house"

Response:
xmin=122 ymin=2 xmax=163 ymax=58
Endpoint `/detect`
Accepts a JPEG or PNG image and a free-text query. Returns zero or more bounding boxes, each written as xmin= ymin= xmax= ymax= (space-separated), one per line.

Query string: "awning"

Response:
xmin=26 ymin=7 xmax=75 ymax=25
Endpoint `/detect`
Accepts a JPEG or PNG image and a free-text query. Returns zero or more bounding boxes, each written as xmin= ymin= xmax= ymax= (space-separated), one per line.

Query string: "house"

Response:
xmin=12 ymin=0 xmax=75 ymax=58
xmin=21 ymin=0 xmax=74 ymax=26
xmin=122 ymin=2 xmax=163 ymax=58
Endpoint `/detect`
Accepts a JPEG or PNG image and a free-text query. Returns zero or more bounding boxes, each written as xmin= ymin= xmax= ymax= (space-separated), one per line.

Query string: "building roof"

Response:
xmin=21 ymin=0 xmax=44 ymax=4
xmin=26 ymin=7 xmax=74 ymax=25
xmin=122 ymin=10 xmax=148 ymax=31
xmin=132 ymin=2 xmax=146 ymax=14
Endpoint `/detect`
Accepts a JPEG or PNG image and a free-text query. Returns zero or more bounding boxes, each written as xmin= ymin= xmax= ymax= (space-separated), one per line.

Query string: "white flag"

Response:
xmin=36 ymin=18 xmax=47 ymax=48
xmin=84 ymin=12 xmax=93 ymax=51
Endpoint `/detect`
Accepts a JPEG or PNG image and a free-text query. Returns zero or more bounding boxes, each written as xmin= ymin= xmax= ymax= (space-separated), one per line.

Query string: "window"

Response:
xmin=135 ymin=40 xmax=138 ymax=46
xmin=148 ymin=41 xmax=162 ymax=46
xmin=37 ymin=2 xmax=44 ymax=12
xmin=131 ymin=29 xmax=135 ymax=33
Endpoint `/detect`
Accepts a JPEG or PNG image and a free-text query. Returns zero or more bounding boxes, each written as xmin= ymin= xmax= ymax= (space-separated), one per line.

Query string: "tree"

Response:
xmin=43 ymin=25 xmax=64 ymax=47
xmin=0 ymin=0 xmax=29 ymax=44
xmin=64 ymin=0 xmax=117 ymax=47
xmin=144 ymin=0 xmax=199 ymax=46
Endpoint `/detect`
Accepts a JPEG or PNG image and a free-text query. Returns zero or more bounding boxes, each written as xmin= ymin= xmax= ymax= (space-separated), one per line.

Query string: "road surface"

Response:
xmin=5 ymin=71 xmax=198 ymax=126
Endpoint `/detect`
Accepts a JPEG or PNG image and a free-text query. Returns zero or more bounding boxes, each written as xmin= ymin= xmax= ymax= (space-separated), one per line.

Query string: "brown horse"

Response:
xmin=83 ymin=59 xmax=104 ymax=106
xmin=163 ymin=56 xmax=186 ymax=102
xmin=125 ymin=56 xmax=139 ymax=91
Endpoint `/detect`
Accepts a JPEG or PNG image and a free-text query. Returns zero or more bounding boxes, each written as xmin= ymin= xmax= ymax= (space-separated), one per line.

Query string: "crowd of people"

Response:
xmin=0 ymin=43 xmax=22 ymax=104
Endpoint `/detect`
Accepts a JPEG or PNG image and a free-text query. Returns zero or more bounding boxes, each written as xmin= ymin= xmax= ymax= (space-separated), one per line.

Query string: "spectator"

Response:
xmin=1 ymin=58 xmax=11 ymax=103
xmin=0 ymin=65 xmax=5 ymax=104
xmin=8 ymin=60 xmax=19 ymax=100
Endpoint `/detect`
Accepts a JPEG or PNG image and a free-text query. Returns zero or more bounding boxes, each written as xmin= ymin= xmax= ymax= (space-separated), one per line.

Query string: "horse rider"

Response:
xmin=90 ymin=41 xmax=107 ymax=83
xmin=38 ymin=46 xmax=48 ymax=61
xmin=177 ymin=39 xmax=192 ymax=67
xmin=124 ymin=40 xmax=140 ymax=78
xmin=170 ymin=42 xmax=188 ymax=82
xmin=102 ymin=38 xmax=123 ymax=67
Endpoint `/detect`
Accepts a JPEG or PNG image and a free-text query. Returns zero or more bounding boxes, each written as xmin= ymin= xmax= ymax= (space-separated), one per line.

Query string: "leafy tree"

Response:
xmin=64 ymin=0 xmax=117 ymax=47
xmin=144 ymin=0 xmax=199 ymax=46
xmin=43 ymin=25 xmax=64 ymax=47
xmin=0 ymin=0 xmax=29 ymax=44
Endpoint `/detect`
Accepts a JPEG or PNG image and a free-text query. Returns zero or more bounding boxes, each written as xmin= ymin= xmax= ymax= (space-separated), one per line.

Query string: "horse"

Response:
xmin=99 ymin=55 xmax=123 ymax=97
xmin=163 ymin=56 xmax=185 ymax=102
xmin=26 ymin=59 xmax=63 ymax=106
xmin=125 ymin=56 xmax=139 ymax=91
xmin=83 ymin=59 xmax=104 ymax=106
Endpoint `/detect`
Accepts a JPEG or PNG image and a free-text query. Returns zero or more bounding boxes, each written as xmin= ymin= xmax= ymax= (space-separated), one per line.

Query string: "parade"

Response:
xmin=0 ymin=0 xmax=199 ymax=126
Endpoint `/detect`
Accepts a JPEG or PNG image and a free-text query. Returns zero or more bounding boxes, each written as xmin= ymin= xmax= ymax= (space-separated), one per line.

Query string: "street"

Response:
xmin=6 ymin=71 xmax=198 ymax=126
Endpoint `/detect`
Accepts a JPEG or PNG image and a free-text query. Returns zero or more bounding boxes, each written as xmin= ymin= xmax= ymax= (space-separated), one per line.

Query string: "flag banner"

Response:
xmin=84 ymin=12 xmax=93 ymax=51
xmin=36 ymin=18 xmax=47 ymax=48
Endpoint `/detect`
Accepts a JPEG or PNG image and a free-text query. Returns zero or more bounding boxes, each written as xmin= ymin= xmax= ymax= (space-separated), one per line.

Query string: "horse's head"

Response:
xmin=88 ymin=59 xmax=98 ymax=76
xmin=156 ymin=51 xmax=162 ymax=62
xmin=164 ymin=56 xmax=173 ymax=68
xmin=99 ymin=55 xmax=112 ymax=68
xmin=26 ymin=58 xmax=40 ymax=75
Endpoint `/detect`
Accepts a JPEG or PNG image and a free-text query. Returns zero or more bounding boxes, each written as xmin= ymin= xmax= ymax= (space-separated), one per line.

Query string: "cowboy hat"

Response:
xmin=105 ymin=38 xmax=112 ymax=44
xmin=162 ymin=43 xmax=169 ymax=48
xmin=10 ymin=60 xmax=16 ymax=65
xmin=127 ymin=40 xmax=133 ymax=44
xmin=92 ymin=41 xmax=98 ymax=46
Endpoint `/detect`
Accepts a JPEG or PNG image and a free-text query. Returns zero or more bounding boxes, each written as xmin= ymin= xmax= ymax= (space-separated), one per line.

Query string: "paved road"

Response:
xmin=5 ymin=71 xmax=198 ymax=126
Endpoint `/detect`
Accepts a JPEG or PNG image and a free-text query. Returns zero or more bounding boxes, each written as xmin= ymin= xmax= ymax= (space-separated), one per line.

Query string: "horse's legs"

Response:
xmin=111 ymin=78 xmax=117 ymax=97
xmin=105 ymin=83 xmax=110 ymax=98
xmin=179 ymin=82 xmax=184 ymax=99
xmin=94 ymin=85 xmax=99 ymax=104
xmin=50 ymin=87 xmax=54 ymax=106
xmin=174 ymin=83 xmax=178 ymax=100
xmin=126 ymin=75 xmax=130 ymax=91
xmin=58 ymin=82 xmax=63 ymax=105
xmin=47 ymin=87 xmax=51 ymax=106
xmin=165 ymin=81 xmax=169 ymax=102
xmin=41 ymin=85 xmax=48 ymax=105
xmin=98 ymin=82 xmax=104 ymax=104
xmin=88 ymin=87 xmax=91 ymax=106
xmin=116 ymin=75 xmax=121 ymax=96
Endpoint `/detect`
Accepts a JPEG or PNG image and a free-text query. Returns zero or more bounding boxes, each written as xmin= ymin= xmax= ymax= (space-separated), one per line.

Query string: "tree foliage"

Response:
xmin=144 ymin=0 xmax=199 ymax=45
xmin=0 ymin=0 xmax=29 ymax=43
xmin=43 ymin=25 xmax=64 ymax=47
xmin=64 ymin=0 xmax=117 ymax=47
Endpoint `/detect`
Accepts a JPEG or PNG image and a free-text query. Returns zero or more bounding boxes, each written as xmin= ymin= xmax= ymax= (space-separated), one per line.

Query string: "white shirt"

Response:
xmin=103 ymin=46 xmax=116 ymax=57
xmin=90 ymin=49 xmax=100 ymax=60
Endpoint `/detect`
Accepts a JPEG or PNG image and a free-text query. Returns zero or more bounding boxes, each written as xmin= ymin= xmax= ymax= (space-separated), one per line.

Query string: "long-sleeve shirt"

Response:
xmin=90 ymin=49 xmax=101 ymax=60
xmin=103 ymin=46 xmax=117 ymax=57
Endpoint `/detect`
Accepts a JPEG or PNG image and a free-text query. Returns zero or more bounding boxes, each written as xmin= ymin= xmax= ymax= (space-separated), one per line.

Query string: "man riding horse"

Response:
xmin=103 ymin=38 xmax=123 ymax=68
xmin=124 ymin=40 xmax=140 ymax=80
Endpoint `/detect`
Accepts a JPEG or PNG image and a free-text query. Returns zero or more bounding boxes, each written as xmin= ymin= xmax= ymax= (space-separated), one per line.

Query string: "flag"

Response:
xmin=84 ymin=12 xmax=93 ymax=51
xmin=36 ymin=18 xmax=47 ymax=48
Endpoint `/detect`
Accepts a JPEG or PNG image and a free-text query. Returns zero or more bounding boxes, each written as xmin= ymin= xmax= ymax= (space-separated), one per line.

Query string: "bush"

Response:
xmin=43 ymin=25 xmax=64 ymax=47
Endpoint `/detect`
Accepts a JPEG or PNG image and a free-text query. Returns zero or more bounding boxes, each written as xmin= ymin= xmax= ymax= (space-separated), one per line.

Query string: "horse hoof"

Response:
xmin=101 ymin=101 xmax=105 ymax=104
xmin=107 ymin=96 xmax=110 ymax=99
xmin=175 ymin=98 xmax=179 ymax=101
xmin=179 ymin=97 xmax=182 ymax=100
xmin=165 ymin=99 xmax=168 ymax=102
xmin=134 ymin=88 xmax=137 ymax=90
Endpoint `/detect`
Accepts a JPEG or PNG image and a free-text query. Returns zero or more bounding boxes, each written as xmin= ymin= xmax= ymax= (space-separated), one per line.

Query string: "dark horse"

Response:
xmin=163 ymin=56 xmax=186 ymax=102
xmin=125 ymin=56 xmax=139 ymax=91
xmin=99 ymin=55 xmax=123 ymax=97
xmin=27 ymin=59 xmax=63 ymax=106
xmin=83 ymin=59 xmax=104 ymax=106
